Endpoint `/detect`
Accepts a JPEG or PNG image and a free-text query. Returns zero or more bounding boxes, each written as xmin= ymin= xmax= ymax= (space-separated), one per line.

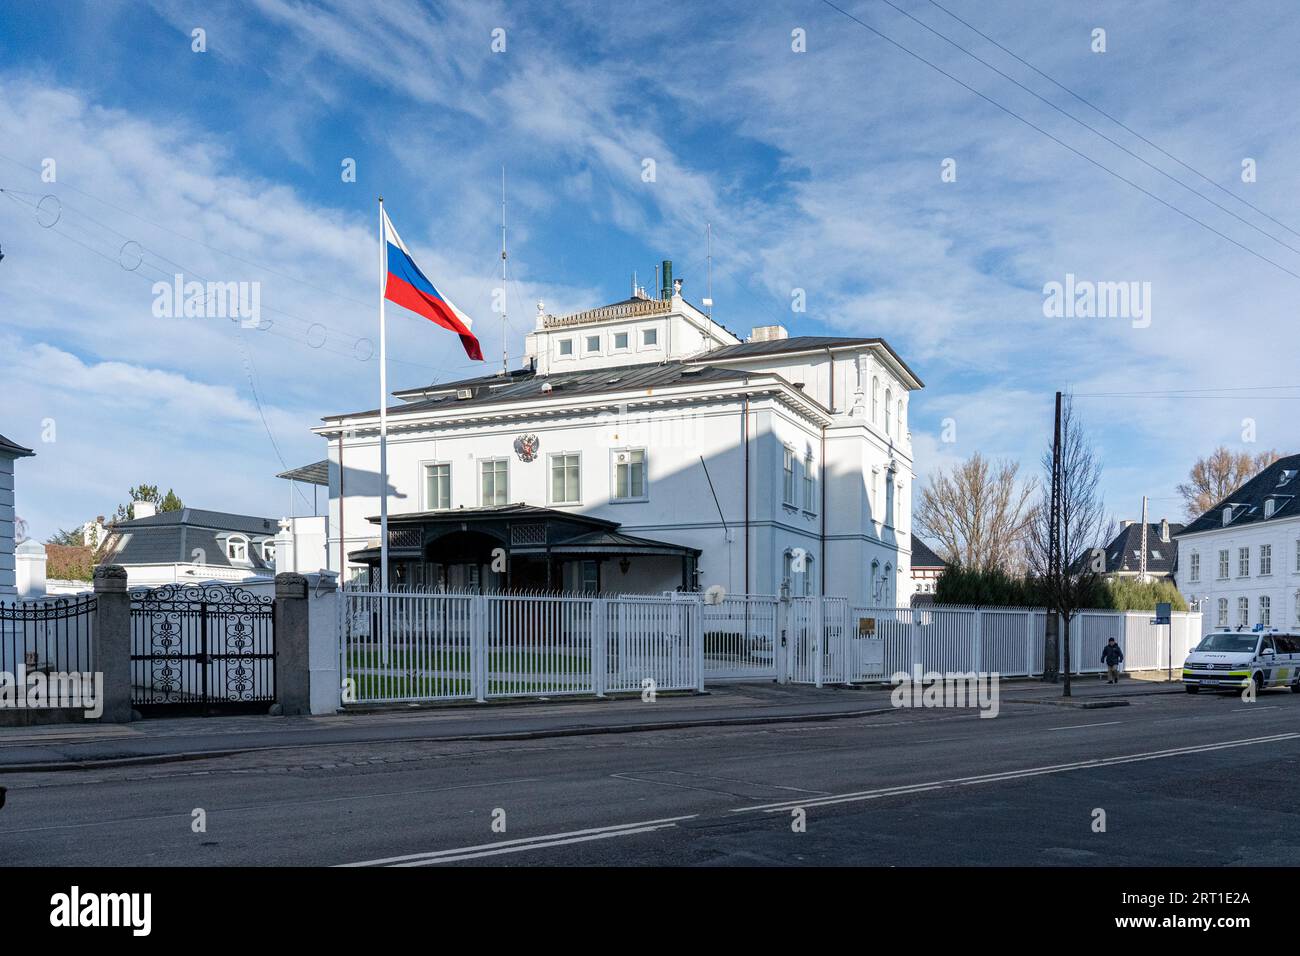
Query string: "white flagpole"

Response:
xmin=378 ymin=197 xmax=390 ymax=596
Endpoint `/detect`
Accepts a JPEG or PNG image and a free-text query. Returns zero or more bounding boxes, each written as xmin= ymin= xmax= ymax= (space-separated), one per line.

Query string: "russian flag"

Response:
xmin=382 ymin=208 xmax=483 ymax=361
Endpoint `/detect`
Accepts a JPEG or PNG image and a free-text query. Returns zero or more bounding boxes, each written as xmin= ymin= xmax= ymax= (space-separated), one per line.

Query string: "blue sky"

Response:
xmin=2 ymin=0 xmax=1298 ymax=540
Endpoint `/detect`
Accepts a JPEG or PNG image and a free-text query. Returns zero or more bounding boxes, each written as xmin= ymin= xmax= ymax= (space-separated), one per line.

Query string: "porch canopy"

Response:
xmin=347 ymin=504 xmax=700 ymax=593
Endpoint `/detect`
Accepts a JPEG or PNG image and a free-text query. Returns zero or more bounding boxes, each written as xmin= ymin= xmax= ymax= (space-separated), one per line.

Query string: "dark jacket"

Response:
xmin=1101 ymin=643 xmax=1124 ymax=665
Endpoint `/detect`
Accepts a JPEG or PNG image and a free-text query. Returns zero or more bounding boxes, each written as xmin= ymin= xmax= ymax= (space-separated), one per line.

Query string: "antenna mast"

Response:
xmin=500 ymin=166 xmax=508 ymax=377
xmin=704 ymin=222 xmax=713 ymax=319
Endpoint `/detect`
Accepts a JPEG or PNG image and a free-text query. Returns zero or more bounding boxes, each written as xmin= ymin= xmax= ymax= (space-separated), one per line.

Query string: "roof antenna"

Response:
xmin=499 ymin=166 xmax=508 ymax=377
xmin=703 ymin=222 xmax=714 ymax=319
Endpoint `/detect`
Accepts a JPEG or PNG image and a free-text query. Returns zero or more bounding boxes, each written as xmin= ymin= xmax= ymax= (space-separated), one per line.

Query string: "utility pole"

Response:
xmin=499 ymin=166 xmax=508 ymax=378
xmin=1044 ymin=391 xmax=1062 ymax=683
xmin=1139 ymin=495 xmax=1149 ymax=582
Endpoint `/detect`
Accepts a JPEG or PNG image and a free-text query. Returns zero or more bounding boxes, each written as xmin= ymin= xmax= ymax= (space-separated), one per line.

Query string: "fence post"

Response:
xmin=909 ymin=609 xmax=918 ymax=677
xmin=776 ymin=592 xmax=790 ymax=684
xmin=973 ymin=607 xmax=983 ymax=675
xmin=693 ymin=596 xmax=705 ymax=693
xmin=91 ymin=565 xmax=133 ymax=723
xmin=592 ymin=597 xmax=607 ymax=698
xmin=812 ymin=599 xmax=824 ymax=688
xmin=1025 ymin=612 xmax=1034 ymax=677
xmin=274 ymin=573 xmax=310 ymax=716
xmin=473 ymin=595 xmax=487 ymax=703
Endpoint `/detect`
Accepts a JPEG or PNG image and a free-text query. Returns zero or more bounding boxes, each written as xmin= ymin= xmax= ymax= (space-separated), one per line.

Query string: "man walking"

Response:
xmin=1101 ymin=638 xmax=1124 ymax=684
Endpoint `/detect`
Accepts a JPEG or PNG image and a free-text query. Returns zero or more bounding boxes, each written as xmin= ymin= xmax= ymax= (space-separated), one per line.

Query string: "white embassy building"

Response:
xmin=312 ymin=266 xmax=923 ymax=606
xmin=1175 ymin=453 xmax=1300 ymax=636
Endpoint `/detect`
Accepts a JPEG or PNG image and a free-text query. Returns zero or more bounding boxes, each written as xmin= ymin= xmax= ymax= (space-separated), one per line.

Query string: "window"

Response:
xmin=1261 ymin=595 xmax=1272 ymax=626
xmin=226 ymin=536 xmax=248 ymax=562
xmin=802 ymin=557 xmax=815 ymax=596
xmin=642 ymin=328 xmax=658 ymax=347
xmin=557 ymin=338 xmax=574 ymax=356
xmin=613 ymin=449 xmax=646 ymax=500
xmin=883 ymin=564 xmax=893 ymax=605
xmin=580 ymin=560 xmax=599 ymax=593
xmin=783 ymin=447 xmax=795 ymax=505
xmin=873 ymin=469 xmax=882 ymax=521
xmin=895 ymin=481 xmax=904 ymax=528
xmin=1295 ymin=593 xmax=1300 ymax=625
xmin=1217 ymin=598 xmax=1228 ymax=627
xmin=802 ymin=454 xmax=814 ymax=511
xmin=584 ymin=334 xmax=601 ymax=354
xmin=1261 ymin=544 xmax=1273 ymax=576
xmin=872 ymin=376 xmax=879 ymax=423
xmin=1238 ymin=597 xmax=1249 ymax=628
xmin=1239 ymin=547 xmax=1250 ymax=577
xmin=1296 ymin=538 xmax=1300 ymax=572
xmin=897 ymin=399 xmax=904 ymax=439
xmin=1189 ymin=552 xmax=1200 ymax=582
xmin=425 ymin=463 xmax=451 ymax=510
xmin=1151 ymin=549 xmax=1163 ymax=560
xmin=549 ymin=453 xmax=581 ymax=504
xmin=262 ymin=542 xmax=276 ymax=564
xmin=885 ymin=388 xmax=893 ymax=434
xmin=613 ymin=331 xmax=629 ymax=350
xmin=480 ymin=458 xmax=508 ymax=506
xmin=1265 ymin=499 xmax=1276 ymax=518
xmin=1218 ymin=549 xmax=1229 ymax=580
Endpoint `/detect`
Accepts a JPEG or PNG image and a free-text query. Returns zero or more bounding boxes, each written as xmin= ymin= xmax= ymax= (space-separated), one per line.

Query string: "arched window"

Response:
xmin=885 ymin=388 xmax=892 ymax=434
xmin=871 ymin=559 xmax=881 ymax=604
xmin=883 ymin=563 xmax=893 ymax=606
xmin=226 ymin=535 xmax=249 ymax=562
xmin=872 ymin=377 xmax=879 ymax=423
xmin=897 ymin=399 xmax=904 ymax=439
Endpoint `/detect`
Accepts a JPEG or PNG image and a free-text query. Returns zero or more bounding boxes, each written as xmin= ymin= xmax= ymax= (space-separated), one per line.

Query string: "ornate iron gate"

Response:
xmin=130 ymin=584 xmax=275 ymax=712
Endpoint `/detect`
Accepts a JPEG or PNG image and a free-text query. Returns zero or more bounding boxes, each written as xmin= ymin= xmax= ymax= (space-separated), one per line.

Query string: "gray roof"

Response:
xmin=326 ymin=361 xmax=758 ymax=421
xmin=1178 ymin=453 xmax=1300 ymax=536
xmin=277 ymin=460 xmax=330 ymax=486
xmin=100 ymin=508 xmax=279 ymax=571
xmin=1100 ymin=522 xmax=1183 ymax=574
xmin=690 ymin=336 xmax=924 ymax=386
xmin=910 ymin=534 xmax=946 ymax=570
xmin=0 ymin=433 xmax=34 ymax=458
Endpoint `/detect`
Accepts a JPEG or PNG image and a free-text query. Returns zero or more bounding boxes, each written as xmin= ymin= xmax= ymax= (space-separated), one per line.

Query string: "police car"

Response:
xmin=1182 ymin=627 xmax=1300 ymax=694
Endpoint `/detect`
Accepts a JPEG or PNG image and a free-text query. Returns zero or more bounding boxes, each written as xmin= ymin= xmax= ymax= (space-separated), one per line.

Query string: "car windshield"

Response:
xmin=1195 ymin=634 xmax=1258 ymax=653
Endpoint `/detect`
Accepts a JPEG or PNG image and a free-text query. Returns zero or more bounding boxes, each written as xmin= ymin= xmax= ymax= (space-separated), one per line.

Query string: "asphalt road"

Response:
xmin=2 ymin=687 xmax=1298 ymax=866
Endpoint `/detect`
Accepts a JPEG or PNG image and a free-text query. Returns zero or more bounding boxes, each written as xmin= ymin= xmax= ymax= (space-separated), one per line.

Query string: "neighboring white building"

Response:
xmin=1175 ymin=453 xmax=1300 ymax=636
xmin=98 ymin=504 xmax=282 ymax=587
xmin=310 ymin=270 xmax=923 ymax=606
xmin=909 ymin=534 xmax=945 ymax=602
xmin=0 ymin=433 xmax=35 ymax=599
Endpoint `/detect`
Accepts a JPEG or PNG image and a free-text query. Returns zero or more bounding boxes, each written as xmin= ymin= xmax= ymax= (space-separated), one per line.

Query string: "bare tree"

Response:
xmin=1176 ymin=447 xmax=1282 ymax=520
xmin=915 ymin=453 xmax=1037 ymax=572
xmin=1026 ymin=396 xmax=1114 ymax=693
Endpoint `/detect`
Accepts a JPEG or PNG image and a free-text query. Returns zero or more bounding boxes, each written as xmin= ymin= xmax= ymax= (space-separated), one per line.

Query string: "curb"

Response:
xmin=0 ymin=705 xmax=900 ymax=774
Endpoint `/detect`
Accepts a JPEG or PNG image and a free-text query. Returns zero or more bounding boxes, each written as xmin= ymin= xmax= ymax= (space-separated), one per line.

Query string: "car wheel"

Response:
xmin=1184 ymin=684 xmax=1199 ymax=694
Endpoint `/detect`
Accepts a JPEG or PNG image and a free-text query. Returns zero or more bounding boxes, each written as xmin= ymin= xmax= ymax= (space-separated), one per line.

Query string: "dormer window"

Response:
xmin=1223 ymin=506 xmax=1233 ymax=526
xmin=1265 ymin=498 xmax=1276 ymax=518
xmin=262 ymin=542 xmax=276 ymax=564
xmin=227 ymin=536 xmax=249 ymax=562
xmin=1278 ymin=469 xmax=1296 ymax=487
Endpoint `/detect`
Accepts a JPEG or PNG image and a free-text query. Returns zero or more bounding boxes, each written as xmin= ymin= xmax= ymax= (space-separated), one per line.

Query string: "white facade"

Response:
xmin=316 ymin=287 xmax=922 ymax=606
xmin=0 ymin=437 xmax=35 ymax=599
xmin=1178 ymin=514 xmax=1300 ymax=636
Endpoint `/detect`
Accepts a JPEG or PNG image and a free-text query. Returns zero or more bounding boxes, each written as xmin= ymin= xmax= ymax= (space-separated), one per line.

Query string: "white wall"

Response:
xmin=1178 ymin=517 xmax=1300 ymax=635
xmin=0 ymin=455 xmax=18 ymax=597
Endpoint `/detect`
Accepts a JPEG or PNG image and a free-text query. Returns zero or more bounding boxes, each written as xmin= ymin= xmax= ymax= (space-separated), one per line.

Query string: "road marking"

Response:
xmin=1049 ymin=720 xmax=1123 ymax=731
xmin=340 ymin=815 xmax=699 ymax=867
xmin=731 ymin=732 xmax=1300 ymax=814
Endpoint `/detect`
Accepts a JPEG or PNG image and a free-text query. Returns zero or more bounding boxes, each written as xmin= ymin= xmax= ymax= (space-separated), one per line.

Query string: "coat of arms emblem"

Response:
xmin=514 ymin=434 xmax=540 ymax=462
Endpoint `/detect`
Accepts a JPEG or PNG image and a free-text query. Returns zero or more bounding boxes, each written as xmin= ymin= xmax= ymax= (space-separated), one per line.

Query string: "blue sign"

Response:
xmin=1155 ymin=602 xmax=1171 ymax=625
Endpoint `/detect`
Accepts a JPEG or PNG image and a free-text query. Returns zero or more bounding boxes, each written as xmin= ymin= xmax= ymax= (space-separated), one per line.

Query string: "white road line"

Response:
xmin=339 ymin=814 xmax=698 ymax=867
xmin=731 ymin=731 xmax=1300 ymax=814
xmin=392 ymin=823 xmax=683 ymax=865
xmin=1049 ymin=720 xmax=1123 ymax=731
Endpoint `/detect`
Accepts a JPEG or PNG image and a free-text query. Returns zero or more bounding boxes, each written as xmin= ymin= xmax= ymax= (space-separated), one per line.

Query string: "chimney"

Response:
xmin=133 ymin=500 xmax=156 ymax=520
xmin=749 ymin=325 xmax=789 ymax=342
xmin=660 ymin=260 xmax=673 ymax=301
xmin=1160 ymin=518 xmax=1170 ymax=542
xmin=1120 ymin=519 xmax=1134 ymax=529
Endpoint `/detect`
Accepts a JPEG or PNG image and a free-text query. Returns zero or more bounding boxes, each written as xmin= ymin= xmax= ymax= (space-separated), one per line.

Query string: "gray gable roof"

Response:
xmin=1100 ymin=522 xmax=1184 ymax=574
xmin=1178 ymin=453 xmax=1300 ymax=536
xmin=910 ymin=534 xmax=946 ymax=570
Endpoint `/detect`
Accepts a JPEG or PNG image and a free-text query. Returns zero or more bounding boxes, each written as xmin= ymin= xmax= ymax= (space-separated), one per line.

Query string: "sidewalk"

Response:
xmin=0 ymin=675 xmax=1184 ymax=772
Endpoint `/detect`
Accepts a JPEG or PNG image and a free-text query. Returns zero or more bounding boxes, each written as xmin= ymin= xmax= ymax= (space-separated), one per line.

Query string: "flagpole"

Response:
xmin=378 ymin=196 xmax=389 ymax=599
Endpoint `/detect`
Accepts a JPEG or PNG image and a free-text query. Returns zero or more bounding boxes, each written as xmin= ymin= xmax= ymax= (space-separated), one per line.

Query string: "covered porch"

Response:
xmin=348 ymin=505 xmax=700 ymax=594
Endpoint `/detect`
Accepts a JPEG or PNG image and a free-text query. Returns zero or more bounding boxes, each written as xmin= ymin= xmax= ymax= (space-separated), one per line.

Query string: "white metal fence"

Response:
xmin=339 ymin=590 xmax=1202 ymax=703
xmin=341 ymin=590 xmax=703 ymax=704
